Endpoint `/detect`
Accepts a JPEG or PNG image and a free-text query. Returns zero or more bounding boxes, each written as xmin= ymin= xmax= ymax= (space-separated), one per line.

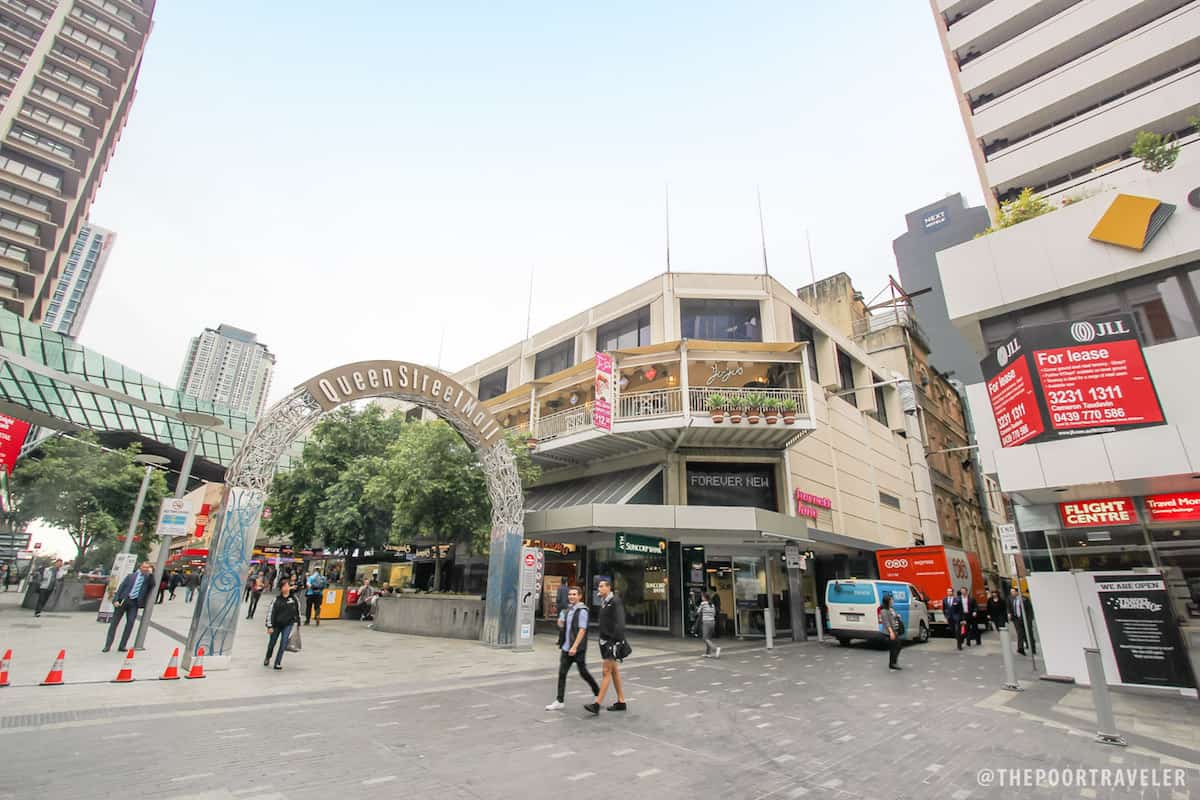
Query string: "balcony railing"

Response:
xmin=618 ymin=388 xmax=683 ymax=420
xmin=687 ymin=386 xmax=808 ymax=416
xmin=536 ymin=402 xmax=593 ymax=441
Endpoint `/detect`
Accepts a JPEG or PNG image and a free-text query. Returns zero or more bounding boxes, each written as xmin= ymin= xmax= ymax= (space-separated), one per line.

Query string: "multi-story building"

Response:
xmin=40 ymin=220 xmax=110 ymax=337
xmin=931 ymin=0 xmax=1199 ymax=214
xmin=0 ymin=0 xmax=155 ymax=320
xmin=798 ymin=272 xmax=1009 ymax=587
xmin=931 ymin=2 xmax=1200 ymax=602
xmin=454 ymin=272 xmax=941 ymax=640
xmin=177 ymin=324 xmax=275 ymax=418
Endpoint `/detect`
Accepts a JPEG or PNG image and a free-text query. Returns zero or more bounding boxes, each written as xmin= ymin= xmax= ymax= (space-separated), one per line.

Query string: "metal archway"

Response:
xmin=183 ymin=361 xmax=525 ymax=666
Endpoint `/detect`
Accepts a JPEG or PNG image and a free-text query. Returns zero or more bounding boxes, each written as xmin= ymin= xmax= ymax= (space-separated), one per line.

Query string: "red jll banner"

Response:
xmin=0 ymin=413 xmax=31 ymax=474
xmin=1145 ymin=492 xmax=1200 ymax=523
xmin=1059 ymin=498 xmax=1138 ymax=528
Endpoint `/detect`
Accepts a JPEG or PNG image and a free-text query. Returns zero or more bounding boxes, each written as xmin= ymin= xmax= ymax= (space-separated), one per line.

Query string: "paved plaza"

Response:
xmin=0 ymin=592 xmax=1197 ymax=800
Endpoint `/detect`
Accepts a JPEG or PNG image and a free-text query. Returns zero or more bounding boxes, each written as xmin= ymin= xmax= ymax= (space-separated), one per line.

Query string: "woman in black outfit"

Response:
xmin=264 ymin=580 xmax=301 ymax=670
xmin=986 ymin=589 xmax=1007 ymax=632
xmin=585 ymin=578 xmax=627 ymax=715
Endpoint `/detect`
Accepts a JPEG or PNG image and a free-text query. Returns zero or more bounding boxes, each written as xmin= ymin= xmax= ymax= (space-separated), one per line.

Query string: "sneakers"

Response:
xmin=545 ymin=700 xmax=564 ymax=710
xmin=583 ymin=702 xmax=600 ymax=716
xmin=607 ymin=702 xmax=627 ymax=711
xmin=889 ymin=664 xmax=903 ymax=670
xmin=715 ymin=647 xmax=721 ymax=659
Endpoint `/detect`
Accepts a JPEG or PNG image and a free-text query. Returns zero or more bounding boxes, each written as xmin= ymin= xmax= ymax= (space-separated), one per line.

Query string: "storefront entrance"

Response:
xmin=680 ymin=547 xmax=791 ymax=639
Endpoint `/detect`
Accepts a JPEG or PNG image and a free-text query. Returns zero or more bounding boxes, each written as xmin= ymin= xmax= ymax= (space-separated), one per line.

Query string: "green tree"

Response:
xmin=1131 ymin=130 xmax=1179 ymax=173
xmin=369 ymin=422 xmax=540 ymax=591
xmin=978 ymin=188 xmax=1055 ymax=236
xmin=264 ymin=405 xmax=407 ymax=555
xmin=9 ymin=433 xmax=168 ymax=563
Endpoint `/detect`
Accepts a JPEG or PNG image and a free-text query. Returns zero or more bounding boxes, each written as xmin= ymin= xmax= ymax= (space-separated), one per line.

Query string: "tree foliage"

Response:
xmin=9 ymin=433 xmax=168 ymax=562
xmin=978 ymin=188 xmax=1055 ymax=236
xmin=1131 ymin=130 xmax=1180 ymax=173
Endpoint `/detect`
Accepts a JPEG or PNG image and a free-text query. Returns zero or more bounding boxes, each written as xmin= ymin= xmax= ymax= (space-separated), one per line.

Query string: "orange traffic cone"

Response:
xmin=112 ymin=649 xmax=136 ymax=683
xmin=0 ymin=648 xmax=11 ymax=687
xmin=40 ymin=649 xmax=65 ymax=686
xmin=184 ymin=646 xmax=206 ymax=679
xmin=159 ymin=647 xmax=181 ymax=680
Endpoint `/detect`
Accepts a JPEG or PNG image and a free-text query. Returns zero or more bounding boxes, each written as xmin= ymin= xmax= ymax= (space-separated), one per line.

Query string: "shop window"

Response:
xmin=685 ymin=462 xmax=776 ymax=511
xmin=534 ymin=339 xmax=574 ymax=379
xmin=680 ymin=299 xmax=761 ymax=342
xmin=1045 ymin=529 xmax=1155 ymax=572
xmin=836 ymin=348 xmax=856 ymax=407
xmin=476 ymin=367 xmax=507 ymax=401
xmin=589 ymin=541 xmax=670 ymax=630
xmin=597 ymin=305 xmax=651 ymax=352
xmin=790 ymin=313 xmax=820 ymax=383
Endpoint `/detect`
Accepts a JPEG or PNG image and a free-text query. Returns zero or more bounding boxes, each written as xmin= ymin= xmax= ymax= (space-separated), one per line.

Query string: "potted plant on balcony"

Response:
xmin=745 ymin=391 xmax=765 ymax=424
xmin=763 ymin=396 xmax=780 ymax=425
xmin=727 ymin=392 xmax=744 ymax=424
xmin=780 ymin=397 xmax=798 ymax=425
xmin=523 ymin=433 xmax=538 ymax=451
xmin=706 ymin=393 xmax=727 ymax=423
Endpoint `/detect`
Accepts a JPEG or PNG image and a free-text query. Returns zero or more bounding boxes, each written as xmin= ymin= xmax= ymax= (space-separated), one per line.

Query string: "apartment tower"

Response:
xmin=178 ymin=324 xmax=276 ymax=418
xmin=40 ymin=219 xmax=111 ymax=337
xmin=931 ymin=0 xmax=1199 ymax=213
xmin=0 ymin=0 xmax=154 ymax=319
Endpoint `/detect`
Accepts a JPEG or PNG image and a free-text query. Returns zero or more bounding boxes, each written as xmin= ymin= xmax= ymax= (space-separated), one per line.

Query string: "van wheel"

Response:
xmin=836 ymin=637 xmax=850 ymax=647
xmin=918 ymin=622 xmax=930 ymax=643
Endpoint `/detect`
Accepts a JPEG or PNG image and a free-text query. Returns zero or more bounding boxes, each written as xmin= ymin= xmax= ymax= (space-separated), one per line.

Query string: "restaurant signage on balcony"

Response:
xmin=594 ymin=351 xmax=614 ymax=432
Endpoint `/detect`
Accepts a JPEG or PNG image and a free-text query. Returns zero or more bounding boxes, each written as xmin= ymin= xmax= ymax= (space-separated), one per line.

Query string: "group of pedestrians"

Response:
xmin=940 ymin=586 xmax=1035 ymax=654
xmin=546 ymin=578 xmax=629 ymax=715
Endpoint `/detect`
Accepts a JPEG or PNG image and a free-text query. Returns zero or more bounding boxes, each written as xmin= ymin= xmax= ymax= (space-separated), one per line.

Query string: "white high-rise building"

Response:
xmin=932 ymin=0 xmax=1200 ymax=213
xmin=40 ymin=222 xmax=114 ymax=338
xmin=177 ymin=324 xmax=275 ymax=417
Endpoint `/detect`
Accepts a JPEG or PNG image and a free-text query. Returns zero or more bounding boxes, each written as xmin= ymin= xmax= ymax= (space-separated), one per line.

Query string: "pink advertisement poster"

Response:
xmin=594 ymin=352 xmax=614 ymax=432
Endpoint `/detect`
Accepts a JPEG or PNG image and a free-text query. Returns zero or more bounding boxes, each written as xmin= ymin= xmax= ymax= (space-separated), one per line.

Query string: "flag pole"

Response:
xmin=757 ymin=186 xmax=769 ymax=276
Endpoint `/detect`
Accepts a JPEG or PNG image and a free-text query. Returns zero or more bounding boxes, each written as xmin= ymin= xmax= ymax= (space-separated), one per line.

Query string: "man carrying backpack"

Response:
xmin=304 ymin=567 xmax=327 ymax=626
xmin=545 ymin=586 xmax=599 ymax=710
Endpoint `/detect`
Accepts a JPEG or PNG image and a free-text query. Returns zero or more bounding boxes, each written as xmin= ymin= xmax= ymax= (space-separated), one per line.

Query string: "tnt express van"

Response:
xmin=824 ymin=578 xmax=931 ymax=646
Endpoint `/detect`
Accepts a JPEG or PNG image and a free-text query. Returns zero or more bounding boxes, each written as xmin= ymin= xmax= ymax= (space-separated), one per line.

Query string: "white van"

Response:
xmin=824 ymin=578 xmax=931 ymax=646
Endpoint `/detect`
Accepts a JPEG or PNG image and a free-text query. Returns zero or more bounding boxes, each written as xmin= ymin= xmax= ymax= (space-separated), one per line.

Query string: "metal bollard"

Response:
xmin=814 ymin=604 xmax=824 ymax=643
xmin=1082 ymin=647 xmax=1127 ymax=747
xmin=999 ymin=626 xmax=1022 ymax=691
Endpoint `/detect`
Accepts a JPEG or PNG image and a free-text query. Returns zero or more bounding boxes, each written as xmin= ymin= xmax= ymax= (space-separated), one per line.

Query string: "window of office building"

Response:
xmin=680 ymin=299 xmax=761 ymax=342
xmin=476 ymin=367 xmax=507 ymax=401
xmin=836 ymin=348 xmax=856 ymax=407
xmin=596 ymin=305 xmax=651 ymax=351
xmin=872 ymin=374 xmax=889 ymax=426
xmin=790 ymin=313 xmax=819 ymax=383
xmin=981 ymin=260 xmax=1200 ymax=351
xmin=534 ymin=339 xmax=574 ymax=379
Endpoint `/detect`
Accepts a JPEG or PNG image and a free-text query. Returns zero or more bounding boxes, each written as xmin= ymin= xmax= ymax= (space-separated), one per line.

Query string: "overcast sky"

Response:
xmin=78 ymin=0 xmax=981 ymax=404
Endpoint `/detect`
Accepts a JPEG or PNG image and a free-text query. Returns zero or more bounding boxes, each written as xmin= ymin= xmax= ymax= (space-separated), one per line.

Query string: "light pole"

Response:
xmin=134 ymin=412 xmax=221 ymax=650
xmin=122 ymin=454 xmax=170 ymax=556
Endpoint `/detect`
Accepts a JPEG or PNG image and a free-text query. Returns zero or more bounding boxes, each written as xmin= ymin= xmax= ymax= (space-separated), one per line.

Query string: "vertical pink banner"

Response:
xmin=593 ymin=352 xmax=614 ymax=432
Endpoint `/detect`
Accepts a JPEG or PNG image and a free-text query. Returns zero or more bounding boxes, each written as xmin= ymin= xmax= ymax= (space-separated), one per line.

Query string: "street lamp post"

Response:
xmin=121 ymin=454 xmax=170 ymax=556
xmin=134 ymin=412 xmax=221 ymax=650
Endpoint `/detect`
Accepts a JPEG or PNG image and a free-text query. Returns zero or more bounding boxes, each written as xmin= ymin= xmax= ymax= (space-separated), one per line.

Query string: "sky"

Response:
xmin=76 ymin=0 xmax=984 ymax=404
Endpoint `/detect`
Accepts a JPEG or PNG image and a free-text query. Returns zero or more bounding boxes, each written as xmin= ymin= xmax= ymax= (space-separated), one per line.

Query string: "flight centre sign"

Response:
xmin=981 ymin=314 xmax=1165 ymax=448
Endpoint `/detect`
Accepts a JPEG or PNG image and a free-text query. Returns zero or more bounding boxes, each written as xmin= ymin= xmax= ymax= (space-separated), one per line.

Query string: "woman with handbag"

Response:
xmin=264 ymin=580 xmax=301 ymax=670
xmin=880 ymin=593 xmax=903 ymax=671
xmin=585 ymin=578 xmax=628 ymax=715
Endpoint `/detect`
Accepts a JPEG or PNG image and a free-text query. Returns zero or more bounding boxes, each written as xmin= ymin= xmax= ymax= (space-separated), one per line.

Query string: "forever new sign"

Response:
xmin=302 ymin=361 xmax=503 ymax=446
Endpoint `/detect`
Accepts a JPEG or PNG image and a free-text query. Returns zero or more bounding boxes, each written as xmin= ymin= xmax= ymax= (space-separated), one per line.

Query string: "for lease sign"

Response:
xmin=981 ymin=314 xmax=1165 ymax=448
xmin=1059 ymin=498 xmax=1138 ymax=528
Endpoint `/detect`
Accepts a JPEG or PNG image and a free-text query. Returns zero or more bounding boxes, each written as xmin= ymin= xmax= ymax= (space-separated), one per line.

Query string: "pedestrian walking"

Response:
xmin=986 ymin=589 xmax=1006 ymax=631
xmin=546 ymin=586 xmax=599 ymax=710
xmin=244 ymin=570 xmax=256 ymax=603
xmin=33 ymin=558 xmax=63 ymax=617
xmin=554 ymin=577 xmax=569 ymax=616
xmin=696 ymin=592 xmax=720 ymax=658
xmin=304 ymin=568 xmax=327 ymax=626
xmin=962 ymin=589 xmax=982 ymax=646
xmin=245 ymin=577 xmax=264 ymax=619
xmin=168 ymin=570 xmax=183 ymax=600
xmin=264 ymin=580 xmax=301 ymax=670
xmin=880 ymin=593 xmax=903 ymax=671
xmin=585 ymin=578 xmax=627 ymax=715
xmin=945 ymin=588 xmax=965 ymax=650
xmin=1008 ymin=588 xmax=1034 ymax=655
xmin=155 ymin=570 xmax=170 ymax=604
xmin=103 ymin=562 xmax=155 ymax=652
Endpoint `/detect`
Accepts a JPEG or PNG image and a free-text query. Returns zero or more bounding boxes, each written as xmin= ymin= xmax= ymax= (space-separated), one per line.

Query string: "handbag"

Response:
xmin=614 ymin=639 xmax=632 ymax=661
xmin=896 ymin=616 xmax=906 ymax=637
xmin=286 ymin=627 xmax=302 ymax=652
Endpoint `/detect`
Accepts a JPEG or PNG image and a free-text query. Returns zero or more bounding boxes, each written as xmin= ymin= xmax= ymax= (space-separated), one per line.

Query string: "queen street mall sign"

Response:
xmin=615 ymin=532 xmax=667 ymax=555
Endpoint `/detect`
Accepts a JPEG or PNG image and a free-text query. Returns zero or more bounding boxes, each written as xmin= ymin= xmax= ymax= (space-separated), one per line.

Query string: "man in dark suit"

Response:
xmin=103 ymin=561 xmax=156 ymax=653
xmin=962 ymin=589 xmax=982 ymax=646
xmin=1008 ymin=587 xmax=1035 ymax=655
xmin=943 ymin=588 xmax=964 ymax=649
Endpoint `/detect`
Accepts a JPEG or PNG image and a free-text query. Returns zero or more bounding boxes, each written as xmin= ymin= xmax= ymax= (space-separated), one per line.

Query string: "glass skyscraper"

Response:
xmin=41 ymin=221 xmax=113 ymax=338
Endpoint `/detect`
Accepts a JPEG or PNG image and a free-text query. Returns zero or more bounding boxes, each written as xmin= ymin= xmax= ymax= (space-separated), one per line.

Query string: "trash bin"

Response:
xmin=343 ymin=588 xmax=359 ymax=619
xmin=320 ymin=587 xmax=344 ymax=620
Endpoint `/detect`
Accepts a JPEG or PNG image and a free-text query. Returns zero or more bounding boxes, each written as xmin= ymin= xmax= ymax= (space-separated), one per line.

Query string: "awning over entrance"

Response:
xmin=525 ymin=502 xmax=813 ymax=550
xmin=525 ymin=465 xmax=661 ymax=511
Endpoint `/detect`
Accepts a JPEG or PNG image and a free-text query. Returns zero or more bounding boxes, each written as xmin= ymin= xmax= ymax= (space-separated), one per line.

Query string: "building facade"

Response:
xmin=932 ymin=0 xmax=1200 ymax=605
xmin=455 ymin=272 xmax=941 ymax=639
xmin=798 ymin=272 xmax=1008 ymax=587
xmin=931 ymin=0 xmax=1199 ymax=214
xmin=177 ymin=324 xmax=276 ymax=418
xmin=40 ymin=220 xmax=111 ymax=337
xmin=0 ymin=0 xmax=155 ymax=321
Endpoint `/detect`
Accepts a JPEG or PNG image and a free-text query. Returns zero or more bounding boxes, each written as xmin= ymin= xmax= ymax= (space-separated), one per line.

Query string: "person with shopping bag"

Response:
xmin=264 ymin=580 xmax=301 ymax=670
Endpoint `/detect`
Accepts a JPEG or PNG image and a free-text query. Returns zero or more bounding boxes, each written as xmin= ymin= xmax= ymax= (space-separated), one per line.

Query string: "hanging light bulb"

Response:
xmin=569 ymin=392 xmax=579 ymax=405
